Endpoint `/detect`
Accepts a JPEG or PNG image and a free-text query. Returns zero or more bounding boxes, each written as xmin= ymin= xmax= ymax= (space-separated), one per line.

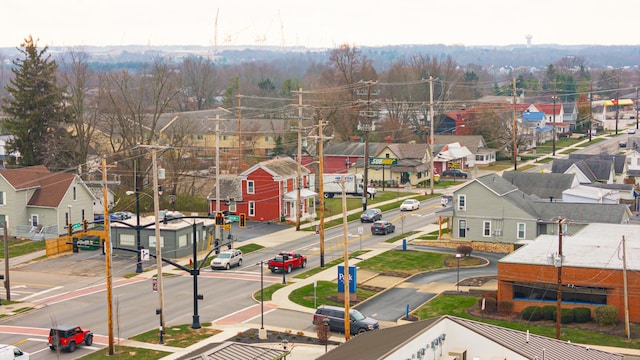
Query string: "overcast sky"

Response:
xmin=3 ymin=0 xmax=639 ymax=49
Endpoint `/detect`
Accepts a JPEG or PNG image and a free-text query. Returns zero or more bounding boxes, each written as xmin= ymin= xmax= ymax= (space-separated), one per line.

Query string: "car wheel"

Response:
xmin=225 ymin=263 xmax=230 ymax=270
xmin=68 ymin=341 xmax=76 ymax=353
xmin=302 ymin=259 xmax=307 ymax=268
xmin=384 ymin=229 xmax=388 ymax=235
xmin=357 ymin=328 xmax=367 ymax=334
xmin=287 ymin=264 xmax=292 ymax=273
xmin=49 ymin=345 xmax=56 ymax=351
xmin=85 ymin=334 xmax=93 ymax=346
xmin=238 ymin=258 xmax=243 ymax=267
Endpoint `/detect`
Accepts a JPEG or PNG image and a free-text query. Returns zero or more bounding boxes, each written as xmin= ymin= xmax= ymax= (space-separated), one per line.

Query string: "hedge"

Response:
xmin=521 ymin=306 xmax=543 ymax=321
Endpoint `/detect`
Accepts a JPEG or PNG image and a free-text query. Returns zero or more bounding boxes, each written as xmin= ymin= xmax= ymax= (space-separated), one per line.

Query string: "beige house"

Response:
xmin=351 ymin=143 xmax=431 ymax=187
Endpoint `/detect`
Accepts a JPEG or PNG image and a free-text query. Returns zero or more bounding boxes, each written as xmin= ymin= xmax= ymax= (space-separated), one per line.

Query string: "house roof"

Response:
xmin=433 ymin=142 xmax=473 ymax=162
xmin=501 ymin=223 xmax=639 ymax=272
xmin=183 ymin=341 xmax=287 ymax=360
xmin=501 ymin=171 xmax=576 ymax=200
xmin=322 ymin=141 xmax=380 ymax=157
xmin=433 ymin=135 xmax=488 ymax=153
xmin=376 ymin=143 xmax=429 ymax=160
xmin=531 ymin=201 xmax=630 ymax=224
xmin=551 ymin=158 xmax=614 ymax=182
xmin=523 ymin=111 xmax=545 ymax=121
xmin=317 ymin=315 xmax=623 ymax=360
xmin=241 ymin=156 xmax=309 ymax=179
xmin=533 ymin=103 xmax=563 ymax=115
xmin=207 ymin=175 xmax=243 ymax=201
xmin=0 ymin=165 xmax=75 ymax=208
xmin=568 ymin=153 xmax=626 ymax=174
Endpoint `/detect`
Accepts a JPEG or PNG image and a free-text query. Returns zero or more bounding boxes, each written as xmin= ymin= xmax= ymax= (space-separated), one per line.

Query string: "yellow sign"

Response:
xmin=224 ymin=224 xmax=231 ymax=231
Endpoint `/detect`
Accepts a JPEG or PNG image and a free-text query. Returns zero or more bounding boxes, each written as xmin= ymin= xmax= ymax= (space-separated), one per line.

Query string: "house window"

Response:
xmin=247 ymin=180 xmax=255 ymax=194
xmin=120 ymin=234 xmax=135 ymax=246
xmin=517 ymin=223 xmax=526 ymax=239
xmin=229 ymin=200 xmax=236 ymax=213
xmin=0 ymin=215 xmax=5 ymax=226
xmin=513 ymin=282 xmax=606 ymax=305
xmin=249 ymin=201 xmax=255 ymax=216
xmin=197 ymin=134 xmax=204 ymax=140
xmin=458 ymin=219 xmax=467 ymax=238
xmin=283 ymin=180 xmax=288 ymax=193
xmin=0 ymin=191 xmax=5 ymax=205
xmin=31 ymin=215 xmax=39 ymax=227
xmin=223 ymin=135 xmax=228 ymax=140
xmin=483 ymin=221 xmax=491 ymax=237
xmin=457 ymin=194 xmax=466 ymax=211
xmin=73 ymin=186 xmax=77 ymax=201
xmin=265 ymin=136 xmax=271 ymax=141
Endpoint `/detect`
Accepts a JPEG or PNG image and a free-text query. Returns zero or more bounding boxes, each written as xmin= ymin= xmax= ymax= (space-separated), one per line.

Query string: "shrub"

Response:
xmin=542 ymin=305 xmax=556 ymax=320
xmin=497 ymin=300 xmax=514 ymax=314
xmin=594 ymin=305 xmax=617 ymax=326
xmin=456 ymin=245 xmax=473 ymax=256
xmin=483 ymin=297 xmax=497 ymax=313
xmin=521 ymin=306 xmax=543 ymax=321
xmin=574 ymin=307 xmax=591 ymax=323
xmin=553 ymin=308 xmax=574 ymax=324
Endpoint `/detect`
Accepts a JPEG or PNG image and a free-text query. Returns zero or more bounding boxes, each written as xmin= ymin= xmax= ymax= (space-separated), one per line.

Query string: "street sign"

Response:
xmin=141 ymin=248 xmax=150 ymax=261
xmin=369 ymin=158 xmax=397 ymax=166
xmin=152 ymin=278 xmax=158 ymax=292
xmin=357 ymin=226 xmax=364 ymax=235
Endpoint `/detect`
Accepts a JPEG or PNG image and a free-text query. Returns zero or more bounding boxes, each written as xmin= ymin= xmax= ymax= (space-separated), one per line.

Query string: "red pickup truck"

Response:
xmin=268 ymin=251 xmax=307 ymax=273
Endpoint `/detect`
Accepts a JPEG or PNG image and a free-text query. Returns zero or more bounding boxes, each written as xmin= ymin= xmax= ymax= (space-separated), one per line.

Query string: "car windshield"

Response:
xmin=217 ymin=253 xmax=231 ymax=259
xmin=403 ymin=200 xmax=413 ymax=204
xmin=350 ymin=309 xmax=365 ymax=321
xmin=364 ymin=210 xmax=376 ymax=215
xmin=273 ymin=256 xmax=285 ymax=262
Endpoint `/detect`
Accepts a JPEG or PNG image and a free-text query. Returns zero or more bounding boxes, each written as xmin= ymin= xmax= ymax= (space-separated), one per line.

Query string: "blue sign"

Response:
xmin=337 ymin=265 xmax=357 ymax=294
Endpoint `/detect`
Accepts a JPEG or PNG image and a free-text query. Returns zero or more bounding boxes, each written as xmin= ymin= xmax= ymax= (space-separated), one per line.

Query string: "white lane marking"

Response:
xmin=19 ymin=286 xmax=63 ymax=301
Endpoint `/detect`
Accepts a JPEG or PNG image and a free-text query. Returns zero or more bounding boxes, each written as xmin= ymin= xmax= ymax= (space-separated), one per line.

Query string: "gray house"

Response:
xmin=440 ymin=173 xmax=631 ymax=243
xmin=0 ymin=165 xmax=95 ymax=239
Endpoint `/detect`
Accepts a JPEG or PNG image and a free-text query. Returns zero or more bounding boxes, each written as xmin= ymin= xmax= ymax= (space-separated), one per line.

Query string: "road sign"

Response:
xmin=369 ymin=158 xmax=397 ymax=166
xmin=141 ymin=248 xmax=150 ymax=261
xmin=357 ymin=226 xmax=364 ymax=235
xmin=152 ymin=278 xmax=158 ymax=292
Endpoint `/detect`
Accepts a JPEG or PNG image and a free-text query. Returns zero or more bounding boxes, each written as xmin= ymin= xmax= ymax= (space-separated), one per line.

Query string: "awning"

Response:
xmin=283 ymin=189 xmax=317 ymax=200
xmin=604 ymin=99 xmax=634 ymax=106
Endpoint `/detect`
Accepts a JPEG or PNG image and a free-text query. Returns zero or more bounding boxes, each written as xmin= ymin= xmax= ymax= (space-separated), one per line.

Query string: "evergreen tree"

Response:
xmin=1 ymin=36 xmax=73 ymax=168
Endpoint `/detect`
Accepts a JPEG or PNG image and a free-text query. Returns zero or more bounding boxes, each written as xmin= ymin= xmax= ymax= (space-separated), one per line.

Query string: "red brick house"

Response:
xmin=208 ymin=157 xmax=315 ymax=222
xmin=498 ymin=223 xmax=640 ymax=322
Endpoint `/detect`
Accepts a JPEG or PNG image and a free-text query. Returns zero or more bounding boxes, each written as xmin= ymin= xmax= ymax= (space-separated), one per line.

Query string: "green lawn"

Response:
xmin=0 ymin=239 xmax=46 ymax=258
xmin=289 ymin=280 xmax=377 ymax=308
xmin=79 ymin=346 xmax=170 ymax=359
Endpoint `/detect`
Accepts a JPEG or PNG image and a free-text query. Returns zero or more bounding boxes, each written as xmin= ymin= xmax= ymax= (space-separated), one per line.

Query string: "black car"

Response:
xmin=442 ymin=169 xmax=468 ymax=178
xmin=313 ymin=305 xmax=379 ymax=335
xmin=371 ymin=220 xmax=395 ymax=235
xmin=360 ymin=208 xmax=382 ymax=223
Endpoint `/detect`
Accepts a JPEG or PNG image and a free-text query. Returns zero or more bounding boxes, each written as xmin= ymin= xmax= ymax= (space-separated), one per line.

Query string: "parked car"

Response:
xmin=619 ymin=140 xmax=627 ymax=148
xmin=48 ymin=324 xmax=93 ymax=353
xmin=0 ymin=344 xmax=29 ymax=359
xmin=371 ymin=220 xmax=395 ymax=235
xmin=628 ymin=128 xmax=636 ymax=134
xmin=360 ymin=208 xmax=382 ymax=223
xmin=113 ymin=211 xmax=134 ymax=220
xmin=210 ymin=249 xmax=243 ymax=270
xmin=313 ymin=305 xmax=379 ymax=335
xmin=441 ymin=194 xmax=453 ymax=207
xmin=400 ymin=199 xmax=420 ymax=211
xmin=442 ymin=169 xmax=468 ymax=178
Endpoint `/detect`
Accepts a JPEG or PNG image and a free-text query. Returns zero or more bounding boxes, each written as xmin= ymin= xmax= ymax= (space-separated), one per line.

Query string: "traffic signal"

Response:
xmin=239 ymin=213 xmax=246 ymax=228
xmin=67 ymin=223 xmax=72 ymax=237
xmin=83 ymin=219 xmax=88 ymax=232
xmin=215 ymin=212 xmax=224 ymax=226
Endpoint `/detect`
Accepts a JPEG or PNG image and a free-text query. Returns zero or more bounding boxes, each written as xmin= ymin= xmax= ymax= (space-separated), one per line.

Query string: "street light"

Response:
xmin=281 ymin=265 xmax=286 ymax=285
xmin=455 ymin=253 xmax=463 ymax=292
xmin=552 ymin=95 xmax=558 ymax=156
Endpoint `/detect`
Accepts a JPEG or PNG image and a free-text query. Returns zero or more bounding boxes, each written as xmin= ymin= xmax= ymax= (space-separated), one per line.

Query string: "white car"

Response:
xmin=400 ymin=199 xmax=420 ymax=211
xmin=211 ymin=249 xmax=243 ymax=270
xmin=628 ymin=128 xmax=636 ymax=134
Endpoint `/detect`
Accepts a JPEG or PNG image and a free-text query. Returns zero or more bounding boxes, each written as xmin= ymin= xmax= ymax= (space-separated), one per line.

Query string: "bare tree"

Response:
xmin=179 ymin=56 xmax=219 ymax=111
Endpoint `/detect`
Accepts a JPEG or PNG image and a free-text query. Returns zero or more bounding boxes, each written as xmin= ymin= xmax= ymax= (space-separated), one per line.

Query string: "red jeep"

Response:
xmin=48 ymin=324 xmax=93 ymax=352
xmin=268 ymin=251 xmax=307 ymax=273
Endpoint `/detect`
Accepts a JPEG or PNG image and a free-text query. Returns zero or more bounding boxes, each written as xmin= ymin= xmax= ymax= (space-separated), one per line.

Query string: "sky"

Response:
xmin=3 ymin=0 xmax=640 ymax=49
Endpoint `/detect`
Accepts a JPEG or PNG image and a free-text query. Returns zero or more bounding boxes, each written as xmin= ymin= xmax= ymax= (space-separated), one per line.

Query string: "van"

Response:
xmin=0 ymin=344 xmax=29 ymax=360
xmin=313 ymin=305 xmax=379 ymax=335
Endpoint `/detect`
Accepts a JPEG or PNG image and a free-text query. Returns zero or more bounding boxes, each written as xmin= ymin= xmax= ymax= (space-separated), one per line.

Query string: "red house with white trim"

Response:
xmin=208 ymin=157 xmax=315 ymax=223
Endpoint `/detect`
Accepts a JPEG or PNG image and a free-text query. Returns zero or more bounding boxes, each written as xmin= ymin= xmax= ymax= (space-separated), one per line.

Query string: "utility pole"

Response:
xmin=102 ymin=158 xmax=115 ymax=355
xmin=555 ymin=217 xmax=565 ymax=340
xmin=357 ymin=81 xmax=378 ymax=210
xmin=429 ymin=76 xmax=435 ymax=194
xmin=622 ymin=235 xmax=630 ymax=339
xmin=237 ymin=95 xmax=243 ymax=172
xmin=552 ymin=94 xmax=558 ymax=156
xmin=589 ymin=82 xmax=593 ymax=142
xmin=296 ymin=89 xmax=303 ymax=231
xmin=214 ymin=115 xmax=223 ymax=247
xmin=615 ymin=75 xmax=620 ymax=135
xmin=340 ymin=176 xmax=350 ymax=341
xmin=636 ymin=87 xmax=639 ymax=130
xmin=151 ymin=147 xmax=166 ymax=344
xmin=318 ymin=119 xmax=327 ymax=267
xmin=513 ymin=78 xmax=518 ymax=171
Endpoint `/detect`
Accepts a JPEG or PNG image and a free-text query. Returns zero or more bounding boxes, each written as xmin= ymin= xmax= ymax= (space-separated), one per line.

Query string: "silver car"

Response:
xmin=211 ymin=249 xmax=243 ymax=270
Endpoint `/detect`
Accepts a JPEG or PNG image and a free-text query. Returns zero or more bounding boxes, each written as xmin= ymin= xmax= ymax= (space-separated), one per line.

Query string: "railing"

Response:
xmin=16 ymin=224 xmax=59 ymax=241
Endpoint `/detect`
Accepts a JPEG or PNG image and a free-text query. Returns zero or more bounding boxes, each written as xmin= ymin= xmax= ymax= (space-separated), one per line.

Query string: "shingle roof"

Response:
xmin=318 ymin=315 xmax=623 ymax=360
xmin=184 ymin=341 xmax=286 ymax=360
xmin=241 ymin=156 xmax=309 ymax=179
xmin=569 ymin=153 xmax=626 ymax=174
xmin=322 ymin=142 xmax=380 ymax=157
xmin=433 ymin=135 xmax=487 ymax=153
xmin=0 ymin=165 xmax=74 ymax=208
xmin=502 ymin=171 xmax=575 ymax=200
xmin=552 ymin=158 xmax=615 ymax=182
xmin=531 ymin=202 xmax=629 ymax=224
xmin=377 ymin=143 xmax=429 ymax=160
xmin=207 ymin=176 xmax=243 ymax=201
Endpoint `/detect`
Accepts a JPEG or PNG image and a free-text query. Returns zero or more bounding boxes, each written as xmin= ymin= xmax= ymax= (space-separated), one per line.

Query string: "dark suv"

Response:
xmin=48 ymin=324 xmax=93 ymax=352
xmin=313 ymin=305 xmax=379 ymax=335
xmin=442 ymin=169 xmax=468 ymax=178
xmin=360 ymin=208 xmax=382 ymax=223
